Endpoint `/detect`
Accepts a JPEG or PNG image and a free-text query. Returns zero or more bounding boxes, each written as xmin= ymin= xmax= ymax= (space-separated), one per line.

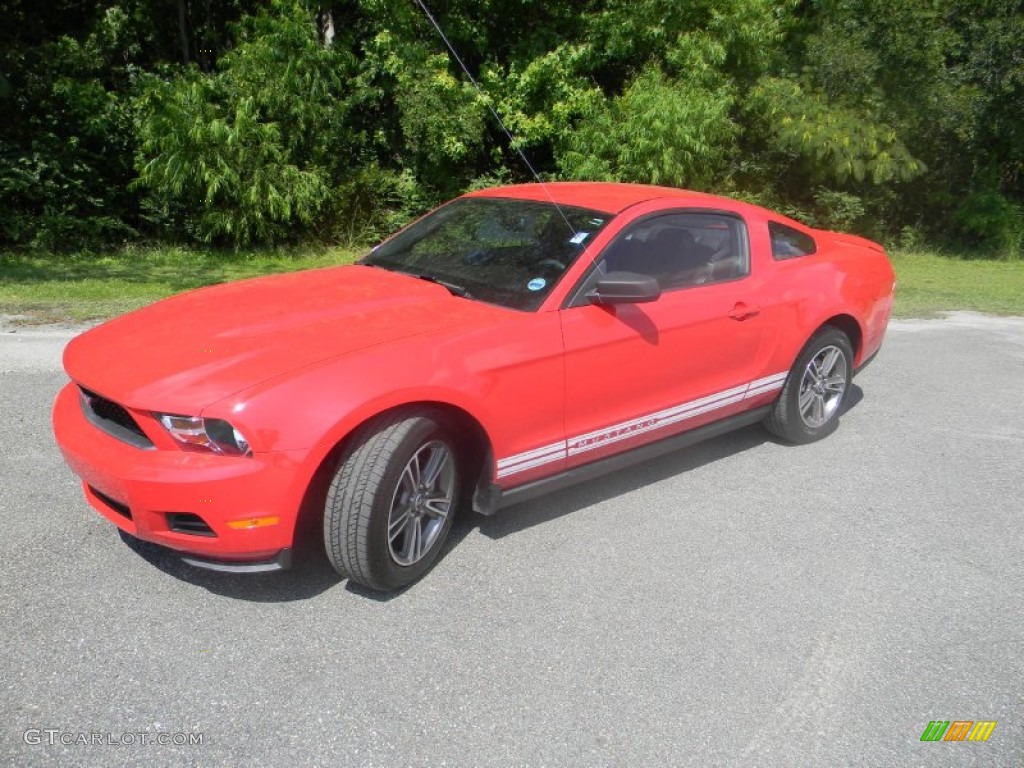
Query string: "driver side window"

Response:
xmin=594 ymin=212 xmax=749 ymax=293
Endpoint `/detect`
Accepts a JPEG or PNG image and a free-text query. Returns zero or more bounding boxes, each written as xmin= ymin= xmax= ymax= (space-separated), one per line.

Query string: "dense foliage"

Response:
xmin=1 ymin=0 xmax=1021 ymax=255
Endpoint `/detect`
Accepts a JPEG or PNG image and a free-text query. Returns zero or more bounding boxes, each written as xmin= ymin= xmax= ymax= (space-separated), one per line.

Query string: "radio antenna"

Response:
xmin=412 ymin=0 xmax=578 ymax=235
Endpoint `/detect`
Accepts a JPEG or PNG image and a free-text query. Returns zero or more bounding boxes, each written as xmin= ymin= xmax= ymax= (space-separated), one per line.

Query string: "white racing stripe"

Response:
xmin=567 ymin=384 xmax=749 ymax=457
xmin=495 ymin=370 xmax=788 ymax=479
xmin=745 ymin=372 xmax=789 ymax=399
xmin=495 ymin=442 xmax=567 ymax=476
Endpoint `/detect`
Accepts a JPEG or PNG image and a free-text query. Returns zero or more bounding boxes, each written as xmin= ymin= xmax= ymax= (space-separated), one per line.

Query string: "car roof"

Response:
xmin=464 ymin=182 xmax=734 ymax=215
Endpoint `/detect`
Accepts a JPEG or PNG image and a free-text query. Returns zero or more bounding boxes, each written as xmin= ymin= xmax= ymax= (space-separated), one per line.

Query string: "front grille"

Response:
xmin=81 ymin=388 xmax=145 ymax=436
xmin=167 ymin=513 xmax=217 ymax=537
xmin=90 ymin=486 xmax=132 ymax=520
xmin=79 ymin=387 xmax=154 ymax=449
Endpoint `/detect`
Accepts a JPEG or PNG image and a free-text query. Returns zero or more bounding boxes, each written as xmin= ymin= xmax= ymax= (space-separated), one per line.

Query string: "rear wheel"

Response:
xmin=324 ymin=410 xmax=460 ymax=591
xmin=764 ymin=327 xmax=853 ymax=444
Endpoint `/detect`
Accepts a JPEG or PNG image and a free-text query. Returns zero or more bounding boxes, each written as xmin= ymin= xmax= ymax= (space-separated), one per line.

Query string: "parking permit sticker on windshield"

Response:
xmin=527 ymin=277 xmax=547 ymax=291
xmin=570 ymin=231 xmax=590 ymax=245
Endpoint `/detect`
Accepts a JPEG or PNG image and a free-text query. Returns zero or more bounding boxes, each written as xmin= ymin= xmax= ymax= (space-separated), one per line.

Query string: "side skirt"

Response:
xmin=474 ymin=406 xmax=772 ymax=515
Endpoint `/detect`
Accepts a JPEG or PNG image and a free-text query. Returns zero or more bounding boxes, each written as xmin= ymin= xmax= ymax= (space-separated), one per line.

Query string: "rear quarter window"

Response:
xmin=769 ymin=221 xmax=817 ymax=260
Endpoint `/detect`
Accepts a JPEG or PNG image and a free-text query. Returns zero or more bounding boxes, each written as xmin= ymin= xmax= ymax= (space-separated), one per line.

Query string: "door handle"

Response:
xmin=728 ymin=303 xmax=761 ymax=321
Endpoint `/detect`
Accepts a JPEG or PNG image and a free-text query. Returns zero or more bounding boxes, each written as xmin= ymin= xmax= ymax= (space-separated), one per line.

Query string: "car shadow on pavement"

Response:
xmin=470 ymin=383 xmax=864 ymax=541
xmin=469 ymin=424 xmax=770 ymax=540
xmin=117 ymin=384 xmax=864 ymax=601
xmin=840 ymin=382 xmax=864 ymax=415
xmin=118 ymin=529 xmax=344 ymax=602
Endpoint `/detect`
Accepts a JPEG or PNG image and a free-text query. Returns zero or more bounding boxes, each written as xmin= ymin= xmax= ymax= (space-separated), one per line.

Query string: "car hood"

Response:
xmin=64 ymin=265 xmax=506 ymax=413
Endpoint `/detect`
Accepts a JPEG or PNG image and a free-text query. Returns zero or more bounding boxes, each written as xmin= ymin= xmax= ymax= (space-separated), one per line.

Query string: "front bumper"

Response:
xmin=53 ymin=382 xmax=304 ymax=566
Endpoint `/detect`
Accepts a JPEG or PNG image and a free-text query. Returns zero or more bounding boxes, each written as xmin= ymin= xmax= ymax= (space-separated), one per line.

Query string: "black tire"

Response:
xmin=324 ymin=410 xmax=460 ymax=591
xmin=764 ymin=326 xmax=853 ymax=444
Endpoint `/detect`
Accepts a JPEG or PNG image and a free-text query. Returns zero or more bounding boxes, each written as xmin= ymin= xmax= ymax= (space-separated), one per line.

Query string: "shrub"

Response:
xmin=132 ymin=1 xmax=353 ymax=246
xmin=951 ymin=190 xmax=1023 ymax=259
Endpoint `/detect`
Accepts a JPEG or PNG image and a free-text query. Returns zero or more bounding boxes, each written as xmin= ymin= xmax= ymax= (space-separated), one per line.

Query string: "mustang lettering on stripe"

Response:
xmin=495 ymin=371 xmax=788 ymax=480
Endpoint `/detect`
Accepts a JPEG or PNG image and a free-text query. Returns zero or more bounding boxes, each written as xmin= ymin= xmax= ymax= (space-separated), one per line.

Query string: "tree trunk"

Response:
xmin=319 ymin=8 xmax=335 ymax=48
xmin=177 ymin=0 xmax=190 ymax=64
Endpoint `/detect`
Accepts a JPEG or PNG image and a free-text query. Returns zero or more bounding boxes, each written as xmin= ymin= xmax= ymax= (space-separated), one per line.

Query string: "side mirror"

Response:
xmin=587 ymin=271 xmax=661 ymax=305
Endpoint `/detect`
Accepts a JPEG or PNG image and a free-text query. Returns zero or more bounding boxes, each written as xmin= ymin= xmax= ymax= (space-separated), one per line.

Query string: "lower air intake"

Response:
xmin=167 ymin=513 xmax=216 ymax=537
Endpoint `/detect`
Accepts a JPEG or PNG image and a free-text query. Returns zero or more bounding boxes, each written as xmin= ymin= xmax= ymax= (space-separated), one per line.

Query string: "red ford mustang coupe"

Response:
xmin=53 ymin=183 xmax=894 ymax=591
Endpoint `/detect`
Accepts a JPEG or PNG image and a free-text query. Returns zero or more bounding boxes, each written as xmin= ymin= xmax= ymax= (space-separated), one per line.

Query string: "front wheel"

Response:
xmin=764 ymin=327 xmax=853 ymax=444
xmin=324 ymin=411 xmax=460 ymax=591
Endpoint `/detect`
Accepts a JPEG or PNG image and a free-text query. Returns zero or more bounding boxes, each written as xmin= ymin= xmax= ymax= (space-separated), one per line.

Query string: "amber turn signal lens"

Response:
xmin=226 ymin=516 xmax=281 ymax=530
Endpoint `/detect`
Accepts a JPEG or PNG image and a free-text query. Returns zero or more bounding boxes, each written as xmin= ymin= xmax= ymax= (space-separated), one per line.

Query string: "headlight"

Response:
xmin=158 ymin=414 xmax=252 ymax=457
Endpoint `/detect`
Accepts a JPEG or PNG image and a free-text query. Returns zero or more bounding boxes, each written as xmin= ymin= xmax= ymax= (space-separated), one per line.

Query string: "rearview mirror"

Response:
xmin=586 ymin=271 xmax=661 ymax=305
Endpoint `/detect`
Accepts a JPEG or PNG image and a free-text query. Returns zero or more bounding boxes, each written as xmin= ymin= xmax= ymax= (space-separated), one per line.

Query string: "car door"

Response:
xmin=559 ymin=210 xmax=776 ymax=468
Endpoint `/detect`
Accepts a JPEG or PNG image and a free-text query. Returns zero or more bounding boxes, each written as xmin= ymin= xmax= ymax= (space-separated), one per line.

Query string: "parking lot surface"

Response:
xmin=2 ymin=313 xmax=1022 ymax=766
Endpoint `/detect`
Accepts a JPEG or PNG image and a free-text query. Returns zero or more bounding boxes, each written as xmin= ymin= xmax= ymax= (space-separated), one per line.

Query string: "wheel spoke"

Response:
xmin=408 ymin=452 xmax=422 ymax=487
xmin=400 ymin=463 xmax=419 ymax=497
xmin=800 ymin=398 xmax=815 ymax=421
xmin=423 ymin=495 xmax=450 ymax=519
xmin=820 ymin=347 xmax=840 ymax=376
xmin=799 ymin=385 xmax=816 ymax=413
xmin=824 ymin=374 xmax=846 ymax=393
xmin=409 ymin=518 xmax=423 ymax=561
xmin=421 ymin=445 xmax=449 ymax=488
xmin=388 ymin=507 xmax=413 ymax=542
xmin=812 ymin=395 xmax=825 ymax=424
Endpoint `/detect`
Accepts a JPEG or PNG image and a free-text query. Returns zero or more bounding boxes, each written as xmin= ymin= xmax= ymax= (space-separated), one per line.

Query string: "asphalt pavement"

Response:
xmin=1 ymin=312 xmax=1022 ymax=767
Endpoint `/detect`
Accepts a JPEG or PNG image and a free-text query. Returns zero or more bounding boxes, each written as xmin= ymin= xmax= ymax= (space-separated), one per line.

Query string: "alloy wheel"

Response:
xmin=387 ymin=440 xmax=455 ymax=566
xmin=797 ymin=345 xmax=848 ymax=428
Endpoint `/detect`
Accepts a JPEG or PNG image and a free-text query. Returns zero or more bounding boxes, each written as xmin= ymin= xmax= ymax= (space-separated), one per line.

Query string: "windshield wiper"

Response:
xmin=410 ymin=273 xmax=473 ymax=299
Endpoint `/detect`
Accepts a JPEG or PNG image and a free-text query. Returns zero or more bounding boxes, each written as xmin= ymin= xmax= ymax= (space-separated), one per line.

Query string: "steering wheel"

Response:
xmin=534 ymin=258 xmax=566 ymax=273
xmin=464 ymin=249 xmax=495 ymax=266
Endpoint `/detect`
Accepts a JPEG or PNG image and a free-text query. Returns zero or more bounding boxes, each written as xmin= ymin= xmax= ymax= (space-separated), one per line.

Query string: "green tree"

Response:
xmin=133 ymin=1 xmax=356 ymax=245
xmin=792 ymin=0 xmax=1022 ymax=252
xmin=1 ymin=0 xmax=1021 ymax=253
xmin=0 ymin=8 xmax=139 ymax=248
xmin=559 ymin=66 xmax=738 ymax=189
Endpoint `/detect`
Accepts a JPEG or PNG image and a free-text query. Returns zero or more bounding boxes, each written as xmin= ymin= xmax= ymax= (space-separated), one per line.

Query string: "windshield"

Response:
xmin=363 ymin=197 xmax=613 ymax=310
